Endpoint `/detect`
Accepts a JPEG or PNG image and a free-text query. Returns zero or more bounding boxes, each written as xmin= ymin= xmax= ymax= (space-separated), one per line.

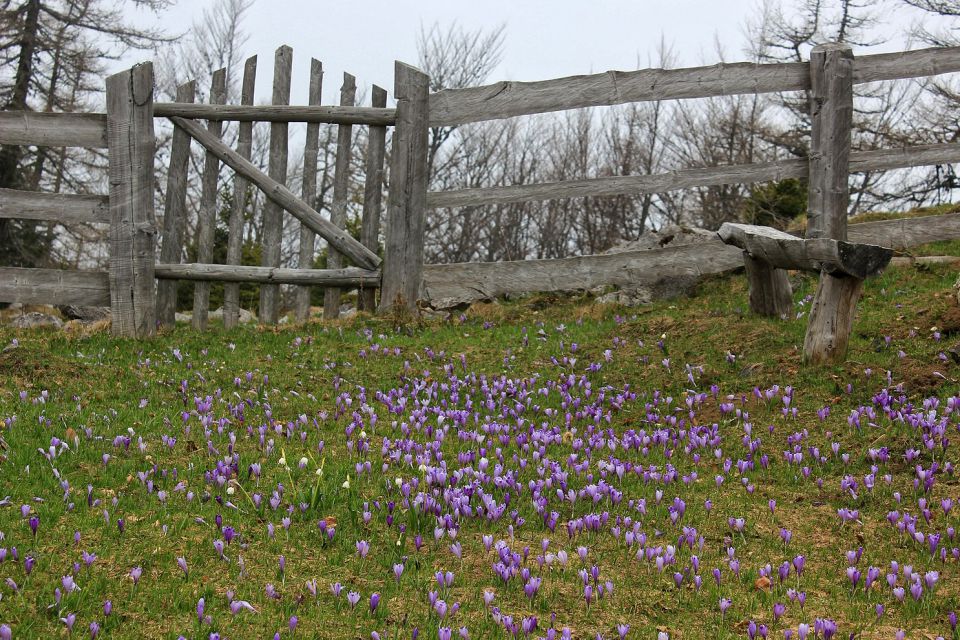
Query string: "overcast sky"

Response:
xmin=124 ymin=0 xmax=921 ymax=106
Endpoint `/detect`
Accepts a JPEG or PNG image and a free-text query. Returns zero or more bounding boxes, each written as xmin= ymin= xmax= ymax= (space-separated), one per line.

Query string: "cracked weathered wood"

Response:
xmin=106 ymin=63 xmax=156 ymax=339
xmin=743 ymin=252 xmax=793 ymax=318
xmin=153 ymin=103 xmax=395 ymax=126
xmin=427 ymin=142 xmax=960 ymax=208
xmin=155 ymin=263 xmax=379 ymax=287
xmin=0 ymin=188 xmax=109 ymax=224
xmin=803 ymin=273 xmax=864 ymax=365
xmin=260 ymin=45 xmax=293 ymax=324
xmin=0 ymin=111 xmax=107 ymax=147
xmin=429 ymin=45 xmax=960 ymax=127
xmin=224 ymin=55 xmax=257 ymax=330
xmin=358 ymin=85 xmax=388 ymax=313
xmin=807 ymin=43 xmax=854 ymax=242
xmin=718 ymin=223 xmax=891 ymax=279
xmin=193 ymin=68 xmax=227 ymax=331
xmin=380 ymin=62 xmax=430 ymax=316
xmin=294 ymin=58 xmax=324 ymax=323
xmin=804 ymin=43 xmax=856 ymax=364
xmin=323 ymin=73 xmax=357 ymax=321
xmin=157 ymin=80 xmax=195 ymax=329
xmin=0 ymin=267 xmax=111 ymax=306
xmin=419 ymin=212 xmax=955 ymax=309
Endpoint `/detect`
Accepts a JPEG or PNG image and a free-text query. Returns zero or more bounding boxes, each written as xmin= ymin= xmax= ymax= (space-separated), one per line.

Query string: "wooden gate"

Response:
xmin=152 ymin=47 xmax=429 ymax=331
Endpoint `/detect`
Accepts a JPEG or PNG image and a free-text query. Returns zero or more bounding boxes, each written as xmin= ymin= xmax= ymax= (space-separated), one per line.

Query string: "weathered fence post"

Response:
xmin=803 ymin=43 xmax=856 ymax=364
xmin=259 ymin=45 xmax=292 ymax=325
xmin=358 ymin=84 xmax=389 ymax=313
xmin=294 ymin=58 xmax=324 ymax=323
xmin=193 ymin=68 xmax=227 ymax=331
xmin=379 ymin=62 xmax=429 ymax=317
xmin=323 ymin=73 xmax=358 ymax=320
xmin=744 ymin=253 xmax=793 ymax=318
xmin=224 ymin=55 xmax=258 ymax=329
xmin=106 ymin=62 xmax=156 ymax=339
xmin=157 ymin=80 xmax=195 ymax=329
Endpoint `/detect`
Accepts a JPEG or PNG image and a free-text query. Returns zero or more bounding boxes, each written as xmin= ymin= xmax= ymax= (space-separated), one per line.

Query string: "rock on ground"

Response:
xmin=9 ymin=312 xmax=64 ymax=329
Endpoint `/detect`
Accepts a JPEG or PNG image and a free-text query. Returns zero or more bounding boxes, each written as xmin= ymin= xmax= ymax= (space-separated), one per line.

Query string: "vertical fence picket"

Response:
xmin=192 ymin=68 xmax=227 ymax=330
xmin=380 ymin=62 xmax=429 ymax=317
xmin=157 ymin=80 xmax=195 ymax=329
xmin=323 ymin=73 xmax=357 ymax=320
xmin=224 ymin=55 xmax=258 ymax=329
xmin=295 ymin=58 xmax=324 ymax=323
xmin=106 ymin=62 xmax=156 ymax=338
xmin=358 ymin=84 xmax=388 ymax=313
xmin=259 ymin=45 xmax=293 ymax=324
xmin=803 ymin=43 xmax=856 ymax=364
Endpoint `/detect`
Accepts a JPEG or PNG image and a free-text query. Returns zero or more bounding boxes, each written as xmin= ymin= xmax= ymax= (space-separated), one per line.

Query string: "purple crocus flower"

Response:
xmin=177 ymin=557 xmax=188 ymax=579
xmin=393 ymin=563 xmax=404 ymax=581
xmin=229 ymin=600 xmax=257 ymax=615
xmin=347 ymin=591 xmax=361 ymax=609
xmin=28 ymin=517 xmax=38 ymax=537
xmin=370 ymin=592 xmax=381 ymax=613
xmin=792 ymin=555 xmax=805 ymax=576
xmin=130 ymin=566 xmax=142 ymax=585
xmin=0 ymin=624 xmax=11 ymax=640
xmin=356 ymin=540 xmax=370 ymax=559
xmin=60 ymin=614 xmax=76 ymax=632
xmin=89 ymin=621 xmax=100 ymax=639
xmin=772 ymin=602 xmax=785 ymax=622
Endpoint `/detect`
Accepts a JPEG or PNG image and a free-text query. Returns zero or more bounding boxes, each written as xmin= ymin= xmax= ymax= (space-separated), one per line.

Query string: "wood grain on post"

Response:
xmin=743 ymin=253 xmax=793 ymax=318
xmin=807 ymin=43 xmax=854 ymax=242
xmin=224 ymin=55 xmax=257 ymax=329
xmin=192 ymin=69 xmax=227 ymax=331
xmin=157 ymin=80 xmax=195 ymax=328
xmin=358 ymin=85 xmax=388 ymax=312
xmin=294 ymin=59 xmax=324 ymax=323
xmin=804 ymin=43 xmax=857 ymax=364
xmin=106 ymin=62 xmax=157 ymax=339
xmin=260 ymin=45 xmax=293 ymax=325
xmin=168 ymin=117 xmax=380 ymax=269
xmin=802 ymin=275 xmax=864 ymax=364
xmin=379 ymin=62 xmax=429 ymax=316
xmin=323 ymin=73 xmax=357 ymax=320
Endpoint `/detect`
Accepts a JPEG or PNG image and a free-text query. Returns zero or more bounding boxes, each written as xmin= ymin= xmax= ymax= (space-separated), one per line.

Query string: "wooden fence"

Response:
xmin=2 ymin=42 xmax=960 ymax=361
xmin=0 ymin=48 xmax=429 ymax=338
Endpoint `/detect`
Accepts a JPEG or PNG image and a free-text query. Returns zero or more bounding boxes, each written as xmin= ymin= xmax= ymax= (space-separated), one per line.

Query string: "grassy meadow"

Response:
xmin=1 ymin=239 xmax=960 ymax=639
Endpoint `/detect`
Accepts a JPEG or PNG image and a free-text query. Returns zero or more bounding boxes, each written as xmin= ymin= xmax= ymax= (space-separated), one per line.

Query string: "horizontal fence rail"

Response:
xmin=428 ymin=46 xmax=960 ymax=127
xmin=154 ymin=263 xmax=380 ymax=286
xmin=428 ymin=142 xmax=960 ymax=208
xmin=0 ymin=188 xmax=110 ymax=224
xmin=420 ymin=212 xmax=960 ymax=306
xmin=153 ymin=103 xmax=397 ymax=126
xmin=0 ymin=111 xmax=107 ymax=148
xmin=0 ymin=267 xmax=111 ymax=307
